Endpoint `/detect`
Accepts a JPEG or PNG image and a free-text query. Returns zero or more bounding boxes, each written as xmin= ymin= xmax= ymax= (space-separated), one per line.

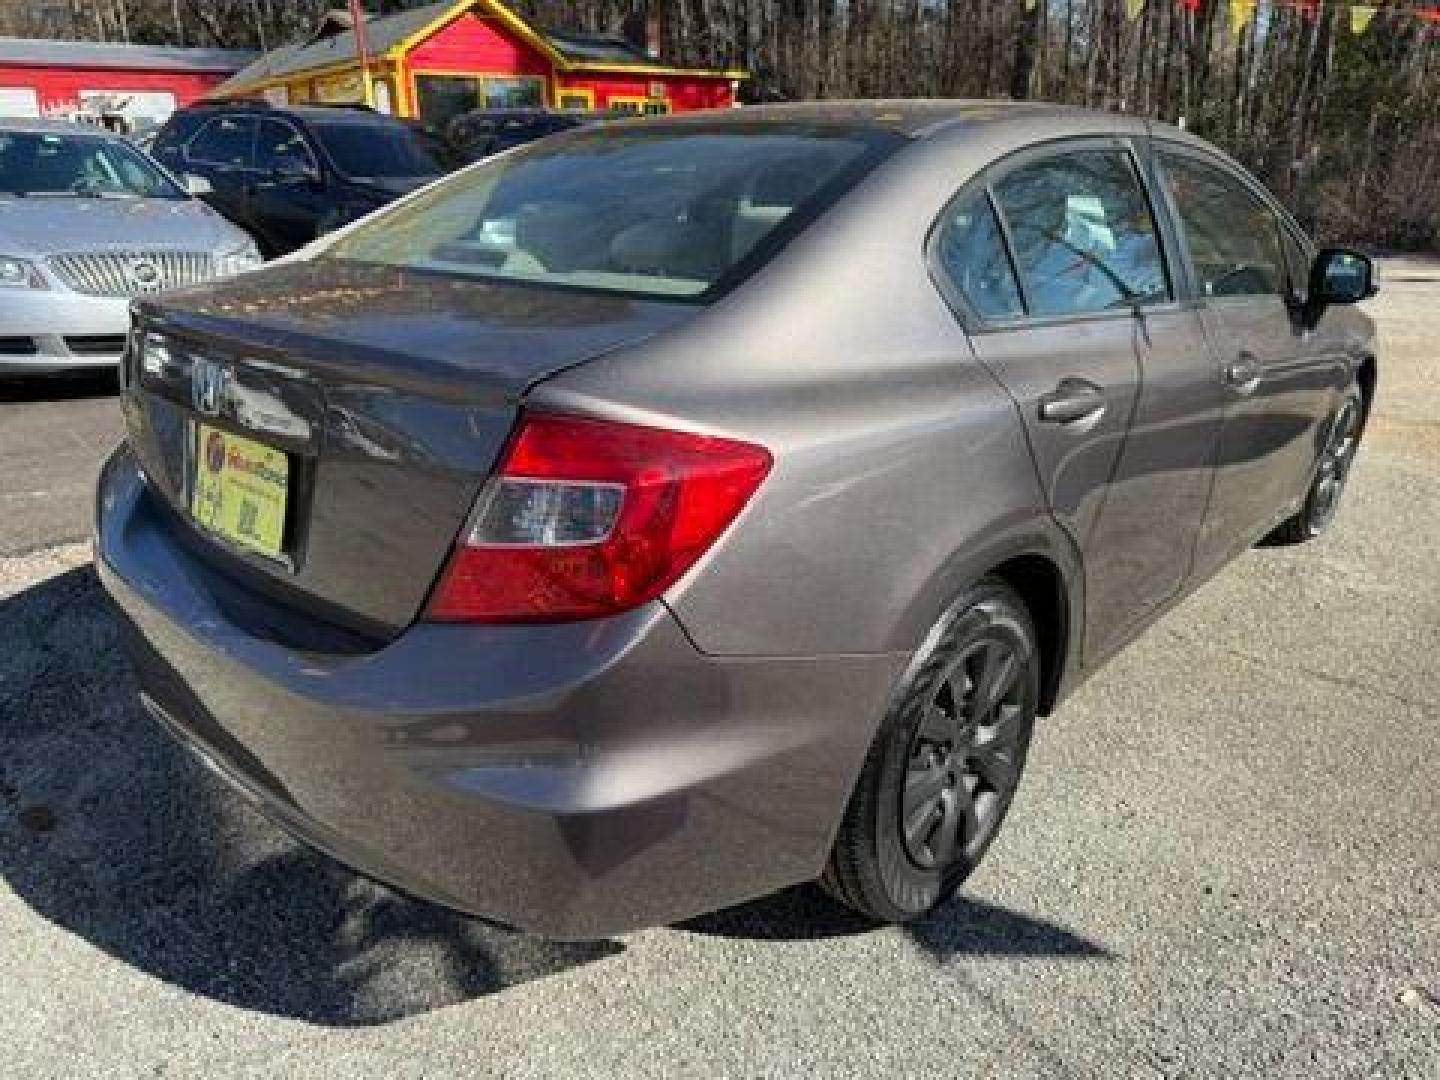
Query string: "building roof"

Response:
xmin=0 ymin=36 xmax=256 ymax=73
xmin=543 ymin=30 xmax=649 ymax=65
xmin=218 ymin=1 xmax=450 ymax=92
xmin=217 ymin=0 xmax=741 ymax=95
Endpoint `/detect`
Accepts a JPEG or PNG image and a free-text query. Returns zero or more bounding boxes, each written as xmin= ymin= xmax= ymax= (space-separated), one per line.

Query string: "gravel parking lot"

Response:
xmin=0 ymin=262 xmax=1436 ymax=1079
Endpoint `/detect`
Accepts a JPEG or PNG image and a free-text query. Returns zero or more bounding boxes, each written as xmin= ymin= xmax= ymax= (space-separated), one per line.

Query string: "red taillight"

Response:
xmin=425 ymin=412 xmax=772 ymax=623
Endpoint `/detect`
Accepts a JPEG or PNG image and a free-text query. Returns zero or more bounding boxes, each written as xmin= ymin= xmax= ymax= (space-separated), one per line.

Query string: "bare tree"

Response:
xmin=5 ymin=0 xmax=1434 ymax=245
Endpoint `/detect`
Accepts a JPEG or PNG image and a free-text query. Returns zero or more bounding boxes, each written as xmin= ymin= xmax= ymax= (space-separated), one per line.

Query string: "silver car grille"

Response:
xmin=47 ymin=250 xmax=216 ymax=297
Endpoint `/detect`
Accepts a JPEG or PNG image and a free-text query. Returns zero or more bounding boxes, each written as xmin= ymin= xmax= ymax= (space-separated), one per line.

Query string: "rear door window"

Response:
xmin=933 ymin=188 xmax=1023 ymax=320
xmin=188 ymin=115 xmax=256 ymax=169
xmin=1158 ymin=150 xmax=1286 ymax=299
xmin=992 ymin=148 xmax=1170 ymax=317
xmin=151 ymin=114 xmax=201 ymax=165
xmin=255 ymin=118 xmax=316 ymax=176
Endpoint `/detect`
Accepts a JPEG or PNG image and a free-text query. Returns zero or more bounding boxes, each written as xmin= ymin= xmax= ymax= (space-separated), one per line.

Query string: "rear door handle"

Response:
xmin=1039 ymin=378 xmax=1107 ymax=425
xmin=1225 ymin=351 xmax=1261 ymax=394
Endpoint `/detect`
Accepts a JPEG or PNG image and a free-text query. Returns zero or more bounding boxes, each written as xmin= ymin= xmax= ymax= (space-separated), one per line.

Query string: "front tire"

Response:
xmin=1265 ymin=383 xmax=1364 ymax=545
xmin=822 ymin=577 xmax=1040 ymax=923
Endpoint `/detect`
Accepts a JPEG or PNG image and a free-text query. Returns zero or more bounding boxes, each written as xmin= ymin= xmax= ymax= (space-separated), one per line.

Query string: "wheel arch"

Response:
xmin=894 ymin=524 xmax=1082 ymax=719
xmin=1355 ymin=353 xmax=1377 ymax=437
xmin=988 ymin=552 xmax=1070 ymax=717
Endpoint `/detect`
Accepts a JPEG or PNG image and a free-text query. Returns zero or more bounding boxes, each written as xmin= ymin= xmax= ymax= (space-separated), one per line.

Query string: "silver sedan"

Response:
xmin=0 ymin=119 xmax=261 ymax=374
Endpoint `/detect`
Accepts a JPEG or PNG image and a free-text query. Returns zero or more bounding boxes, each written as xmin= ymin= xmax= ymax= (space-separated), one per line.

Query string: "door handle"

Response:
xmin=1225 ymin=351 xmax=1261 ymax=394
xmin=1038 ymin=378 xmax=1107 ymax=425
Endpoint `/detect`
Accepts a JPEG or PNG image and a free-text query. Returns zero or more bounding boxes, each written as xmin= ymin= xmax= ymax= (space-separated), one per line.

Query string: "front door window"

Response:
xmin=1158 ymin=152 xmax=1286 ymax=299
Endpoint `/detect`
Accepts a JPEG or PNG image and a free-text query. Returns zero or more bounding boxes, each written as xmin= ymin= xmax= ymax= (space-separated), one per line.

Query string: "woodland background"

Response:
xmin=4 ymin=0 xmax=1438 ymax=247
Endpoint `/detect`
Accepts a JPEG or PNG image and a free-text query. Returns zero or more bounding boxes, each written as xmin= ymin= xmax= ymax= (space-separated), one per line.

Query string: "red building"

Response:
xmin=0 ymin=37 xmax=256 ymax=130
xmin=215 ymin=1 xmax=745 ymax=128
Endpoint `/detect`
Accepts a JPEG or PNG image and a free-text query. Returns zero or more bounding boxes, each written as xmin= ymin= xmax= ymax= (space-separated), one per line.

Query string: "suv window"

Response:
xmin=255 ymin=118 xmax=316 ymax=176
xmin=934 ymin=188 xmax=1023 ymax=320
xmin=188 ymin=115 xmax=256 ymax=168
xmin=1158 ymin=150 xmax=1286 ymax=299
xmin=151 ymin=112 xmax=204 ymax=164
xmin=311 ymin=119 xmax=452 ymax=180
xmin=993 ymin=148 xmax=1170 ymax=317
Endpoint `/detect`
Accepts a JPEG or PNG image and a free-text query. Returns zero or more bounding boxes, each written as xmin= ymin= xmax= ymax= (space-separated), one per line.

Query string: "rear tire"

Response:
xmin=821 ymin=577 xmax=1040 ymax=923
xmin=1265 ymin=383 xmax=1364 ymax=546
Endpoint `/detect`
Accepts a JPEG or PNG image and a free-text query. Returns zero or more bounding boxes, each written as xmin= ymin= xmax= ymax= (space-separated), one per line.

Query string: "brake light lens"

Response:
xmin=426 ymin=412 xmax=772 ymax=622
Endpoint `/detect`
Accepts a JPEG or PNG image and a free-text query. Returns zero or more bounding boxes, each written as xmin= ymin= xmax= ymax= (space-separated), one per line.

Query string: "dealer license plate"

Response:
xmin=190 ymin=422 xmax=289 ymax=562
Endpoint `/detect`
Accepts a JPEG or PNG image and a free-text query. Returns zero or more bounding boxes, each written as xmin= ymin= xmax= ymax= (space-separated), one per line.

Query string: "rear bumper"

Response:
xmin=0 ymin=289 xmax=127 ymax=373
xmin=96 ymin=444 xmax=904 ymax=938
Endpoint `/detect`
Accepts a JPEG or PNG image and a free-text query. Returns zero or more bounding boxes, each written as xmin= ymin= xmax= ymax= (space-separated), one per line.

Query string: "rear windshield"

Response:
xmin=324 ymin=123 xmax=898 ymax=300
xmin=313 ymin=120 xmax=457 ymax=180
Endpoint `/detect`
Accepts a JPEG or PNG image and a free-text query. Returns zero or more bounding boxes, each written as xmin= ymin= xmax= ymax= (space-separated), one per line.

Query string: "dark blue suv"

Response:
xmin=150 ymin=101 xmax=461 ymax=256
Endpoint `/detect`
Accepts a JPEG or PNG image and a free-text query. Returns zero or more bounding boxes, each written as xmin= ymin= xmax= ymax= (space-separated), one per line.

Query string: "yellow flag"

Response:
xmin=1125 ymin=0 xmax=1145 ymax=21
xmin=1230 ymin=0 xmax=1256 ymax=38
xmin=1351 ymin=5 xmax=1376 ymax=35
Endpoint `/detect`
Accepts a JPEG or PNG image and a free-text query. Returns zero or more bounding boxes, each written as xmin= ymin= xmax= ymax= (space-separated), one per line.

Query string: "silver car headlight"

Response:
xmin=0 ymin=256 xmax=46 ymax=290
xmin=213 ymin=240 xmax=264 ymax=279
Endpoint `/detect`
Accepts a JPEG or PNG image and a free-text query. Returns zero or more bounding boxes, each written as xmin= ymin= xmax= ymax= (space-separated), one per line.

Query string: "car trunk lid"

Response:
xmin=122 ymin=259 xmax=696 ymax=639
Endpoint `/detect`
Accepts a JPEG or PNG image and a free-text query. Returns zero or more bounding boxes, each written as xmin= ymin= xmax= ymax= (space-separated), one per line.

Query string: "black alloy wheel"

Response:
xmin=823 ymin=577 xmax=1040 ymax=923
xmin=1306 ymin=391 xmax=1362 ymax=534
xmin=900 ymin=638 xmax=1028 ymax=872
xmin=1266 ymin=383 xmax=1365 ymax=545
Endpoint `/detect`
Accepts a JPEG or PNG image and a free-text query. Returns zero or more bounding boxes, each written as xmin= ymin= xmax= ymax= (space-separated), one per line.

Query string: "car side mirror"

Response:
xmin=183 ymin=173 xmax=213 ymax=196
xmin=1308 ymin=247 xmax=1377 ymax=318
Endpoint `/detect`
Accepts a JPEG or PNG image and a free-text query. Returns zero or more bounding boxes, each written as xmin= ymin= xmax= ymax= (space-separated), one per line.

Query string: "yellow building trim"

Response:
xmin=394 ymin=59 xmax=413 ymax=115
xmin=555 ymin=85 xmax=595 ymax=110
xmin=567 ymin=61 xmax=749 ymax=80
xmin=605 ymin=95 xmax=649 ymax=115
xmin=474 ymin=0 xmax=569 ymax=68
xmin=388 ymin=0 xmax=568 ymax=70
xmin=390 ymin=0 xmax=476 ymax=55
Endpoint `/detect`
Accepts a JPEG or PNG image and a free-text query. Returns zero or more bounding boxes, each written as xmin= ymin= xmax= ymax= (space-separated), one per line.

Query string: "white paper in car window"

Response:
xmin=1065 ymin=194 xmax=1115 ymax=252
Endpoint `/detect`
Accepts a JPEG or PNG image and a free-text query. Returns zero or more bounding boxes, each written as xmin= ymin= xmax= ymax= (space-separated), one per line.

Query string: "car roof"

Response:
xmin=0 ymin=117 xmax=128 ymax=140
xmin=633 ymin=99 xmax=1118 ymax=138
xmin=181 ymin=100 xmax=402 ymax=126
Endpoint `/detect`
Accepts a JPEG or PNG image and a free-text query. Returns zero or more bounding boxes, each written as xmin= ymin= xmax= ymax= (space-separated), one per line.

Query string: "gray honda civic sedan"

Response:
xmin=97 ymin=102 xmax=1377 ymax=938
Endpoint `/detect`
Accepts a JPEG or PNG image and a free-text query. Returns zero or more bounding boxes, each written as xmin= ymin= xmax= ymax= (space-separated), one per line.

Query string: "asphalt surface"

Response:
xmin=0 ymin=263 xmax=1436 ymax=1078
xmin=0 ymin=373 xmax=122 ymax=556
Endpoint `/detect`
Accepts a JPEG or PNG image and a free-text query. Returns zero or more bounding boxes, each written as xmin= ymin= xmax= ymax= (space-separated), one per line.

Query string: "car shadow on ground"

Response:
xmin=1 ymin=563 xmax=1103 ymax=1028
xmin=0 ymin=565 xmax=619 ymax=1027
xmin=683 ymin=883 xmax=1108 ymax=963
